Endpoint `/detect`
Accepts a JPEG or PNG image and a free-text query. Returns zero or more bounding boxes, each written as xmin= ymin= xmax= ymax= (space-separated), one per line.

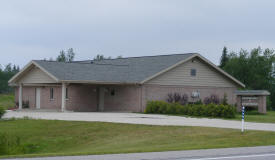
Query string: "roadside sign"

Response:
xmin=241 ymin=106 xmax=245 ymax=133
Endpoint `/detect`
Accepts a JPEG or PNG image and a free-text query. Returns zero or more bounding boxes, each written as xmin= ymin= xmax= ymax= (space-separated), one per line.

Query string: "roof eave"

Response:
xmin=60 ymin=80 xmax=140 ymax=85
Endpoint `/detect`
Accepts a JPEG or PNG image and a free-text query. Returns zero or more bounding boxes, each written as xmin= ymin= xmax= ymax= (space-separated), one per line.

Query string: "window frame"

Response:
xmin=110 ymin=89 xmax=115 ymax=96
xmin=66 ymin=87 xmax=69 ymax=100
xmin=50 ymin=88 xmax=54 ymax=100
xmin=190 ymin=68 xmax=197 ymax=76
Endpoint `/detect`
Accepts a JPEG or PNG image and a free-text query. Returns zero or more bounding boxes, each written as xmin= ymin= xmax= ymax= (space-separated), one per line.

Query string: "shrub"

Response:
xmin=145 ymin=101 xmax=169 ymax=114
xmin=167 ymin=93 xmax=174 ymax=103
xmin=158 ymin=102 xmax=168 ymax=114
xmin=173 ymin=93 xmax=181 ymax=103
xmin=174 ymin=103 xmax=184 ymax=114
xmin=194 ymin=99 xmax=203 ymax=105
xmin=22 ymin=100 xmax=29 ymax=108
xmin=180 ymin=94 xmax=189 ymax=105
xmin=204 ymin=94 xmax=220 ymax=105
xmin=166 ymin=93 xmax=189 ymax=105
xmin=0 ymin=106 xmax=6 ymax=119
xmin=145 ymin=100 xmax=236 ymax=118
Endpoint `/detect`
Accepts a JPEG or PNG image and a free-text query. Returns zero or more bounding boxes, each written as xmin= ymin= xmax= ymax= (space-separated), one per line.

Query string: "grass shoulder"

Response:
xmin=0 ymin=94 xmax=15 ymax=110
xmin=234 ymin=110 xmax=275 ymax=123
xmin=144 ymin=111 xmax=275 ymax=124
xmin=1 ymin=119 xmax=275 ymax=158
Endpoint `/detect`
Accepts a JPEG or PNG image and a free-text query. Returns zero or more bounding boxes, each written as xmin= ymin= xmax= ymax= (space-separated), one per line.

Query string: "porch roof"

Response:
xmin=235 ymin=90 xmax=270 ymax=96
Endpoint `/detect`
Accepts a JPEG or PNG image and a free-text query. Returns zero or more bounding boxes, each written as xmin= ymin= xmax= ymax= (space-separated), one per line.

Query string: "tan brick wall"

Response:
xmin=66 ymin=84 xmax=98 ymax=112
xmin=141 ymin=84 xmax=237 ymax=111
xmin=41 ymin=86 xmax=62 ymax=110
xmin=103 ymin=85 xmax=142 ymax=112
xmin=15 ymin=84 xmax=237 ymax=113
xmin=14 ymin=84 xmax=141 ymax=112
xmin=15 ymin=86 xmax=61 ymax=110
xmin=15 ymin=86 xmax=36 ymax=109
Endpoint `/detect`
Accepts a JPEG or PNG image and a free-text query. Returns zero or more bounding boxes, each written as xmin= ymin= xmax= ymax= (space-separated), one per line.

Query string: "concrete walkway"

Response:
xmin=4 ymin=110 xmax=275 ymax=131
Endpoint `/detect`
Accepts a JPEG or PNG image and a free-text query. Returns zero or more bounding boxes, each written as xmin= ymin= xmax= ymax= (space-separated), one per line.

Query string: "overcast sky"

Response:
xmin=0 ymin=0 xmax=274 ymax=67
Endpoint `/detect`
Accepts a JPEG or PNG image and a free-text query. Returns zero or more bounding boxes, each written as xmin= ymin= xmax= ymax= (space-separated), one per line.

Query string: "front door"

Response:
xmin=35 ymin=88 xmax=41 ymax=109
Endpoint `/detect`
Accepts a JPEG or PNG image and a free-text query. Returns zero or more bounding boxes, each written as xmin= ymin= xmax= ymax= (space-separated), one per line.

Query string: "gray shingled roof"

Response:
xmin=34 ymin=53 xmax=196 ymax=83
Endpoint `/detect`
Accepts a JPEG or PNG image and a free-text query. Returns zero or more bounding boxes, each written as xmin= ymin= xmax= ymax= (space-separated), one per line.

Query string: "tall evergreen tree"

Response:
xmin=0 ymin=63 xmax=20 ymax=93
xmin=220 ymin=46 xmax=229 ymax=68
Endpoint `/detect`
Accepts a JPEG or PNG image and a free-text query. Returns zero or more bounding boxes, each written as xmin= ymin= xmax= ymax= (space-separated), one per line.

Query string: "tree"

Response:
xmin=222 ymin=47 xmax=275 ymax=110
xmin=67 ymin=48 xmax=75 ymax=62
xmin=0 ymin=63 xmax=20 ymax=93
xmin=220 ymin=46 xmax=229 ymax=68
xmin=56 ymin=48 xmax=76 ymax=62
xmin=93 ymin=54 xmax=111 ymax=60
xmin=56 ymin=50 xmax=67 ymax=62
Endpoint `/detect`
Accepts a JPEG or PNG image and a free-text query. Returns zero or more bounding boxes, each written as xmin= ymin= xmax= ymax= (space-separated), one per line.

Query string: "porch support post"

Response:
xmin=61 ymin=83 xmax=66 ymax=112
xmin=99 ymin=87 xmax=105 ymax=111
xmin=19 ymin=83 xmax=23 ymax=110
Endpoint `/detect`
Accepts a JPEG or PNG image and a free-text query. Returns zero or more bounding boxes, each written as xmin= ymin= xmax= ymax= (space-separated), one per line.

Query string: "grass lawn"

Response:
xmin=0 ymin=94 xmax=15 ymax=109
xmin=234 ymin=110 xmax=275 ymax=123
xmin=1 ymin=119 xmax=275 ymax=158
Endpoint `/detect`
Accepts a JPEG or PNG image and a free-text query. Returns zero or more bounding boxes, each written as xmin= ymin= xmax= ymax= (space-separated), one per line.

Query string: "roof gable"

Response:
xmin=8 ymin=61 xmax=58 ymax=85
xmin=142 ymin=54 xmax=245 ymax=88
xmin=145 ymin=57 xmax=241 ymax=88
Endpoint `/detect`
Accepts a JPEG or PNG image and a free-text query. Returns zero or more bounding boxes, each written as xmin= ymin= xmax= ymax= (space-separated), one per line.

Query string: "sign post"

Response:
xmin=241 ymin=106 xmax=245 ymax=133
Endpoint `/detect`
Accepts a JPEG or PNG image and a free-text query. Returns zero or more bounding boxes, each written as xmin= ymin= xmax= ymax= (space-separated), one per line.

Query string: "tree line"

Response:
xmin=0 ymin=64 xmax=20 ymax=93
xmin=220 ymin=47 xmax=275 ymax=110
xmin=47 ymin=48 xmax=122 ymax=62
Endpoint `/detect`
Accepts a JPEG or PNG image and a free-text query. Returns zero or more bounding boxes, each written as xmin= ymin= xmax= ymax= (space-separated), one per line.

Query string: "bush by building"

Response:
xmin=145 ymin=101 xmax=236 ymax=118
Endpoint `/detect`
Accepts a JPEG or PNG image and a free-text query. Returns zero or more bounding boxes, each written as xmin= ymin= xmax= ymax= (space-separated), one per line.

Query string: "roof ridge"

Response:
xmin=34 ymin=60 xmax=129 ymax=66
xmin=92 ymin=52 xmax=198 ymax=61
xmin=34 ymin=53 xmax=198 ymax=63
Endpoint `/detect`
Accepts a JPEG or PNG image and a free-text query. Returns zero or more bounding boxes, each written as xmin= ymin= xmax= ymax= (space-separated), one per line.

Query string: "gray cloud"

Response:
xmin=0 ymin=0 xmax=274 ymax=67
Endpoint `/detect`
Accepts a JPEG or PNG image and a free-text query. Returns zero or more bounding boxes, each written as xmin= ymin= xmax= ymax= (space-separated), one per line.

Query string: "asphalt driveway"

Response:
xmin=4 ymin=110 xmax=275 ymax=131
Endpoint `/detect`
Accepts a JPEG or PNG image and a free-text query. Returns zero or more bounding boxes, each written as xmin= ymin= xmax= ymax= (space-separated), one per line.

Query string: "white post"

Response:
xmin=61 ymin=83 xmax=66 ymax=112
xmin=19 ymin=83 xmax=23 ymax=110
xmin=98 ymin=87 xmax=105 ymax=111
xmin=241 ymin=106 xmax=245 ymax=133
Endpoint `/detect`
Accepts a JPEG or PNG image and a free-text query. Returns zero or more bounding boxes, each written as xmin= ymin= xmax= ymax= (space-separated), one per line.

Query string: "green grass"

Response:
xmin=1 ymin=119 xmax=275 ymax=158
xmin=0 ymin=94 xmax=15 ymax=109
xmin=234 ymin=110 xmax=275 ymax=123
xmin=143 ymin=110 xmax=275 ymax=124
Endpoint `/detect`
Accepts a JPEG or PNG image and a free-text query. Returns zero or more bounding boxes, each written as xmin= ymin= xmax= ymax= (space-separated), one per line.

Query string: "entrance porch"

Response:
xmin=16 ymin=83 xmax=142 ymax=112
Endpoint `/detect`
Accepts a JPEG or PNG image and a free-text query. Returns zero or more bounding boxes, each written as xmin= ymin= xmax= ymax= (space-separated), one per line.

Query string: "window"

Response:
xmin=50 ymin=88 xmax=54 ymax=100
xmin=66 ymin=88 xmax=69 ymax=99
xmin=190 ymin=69 xmax=196 ymax=76
xmin=110 ymin=89 xmax=115 ymax=96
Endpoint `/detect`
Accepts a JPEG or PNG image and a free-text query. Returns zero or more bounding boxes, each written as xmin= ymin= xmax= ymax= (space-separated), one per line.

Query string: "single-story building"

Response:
xmin=9 ymin=53 xmax=246 ymax=112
